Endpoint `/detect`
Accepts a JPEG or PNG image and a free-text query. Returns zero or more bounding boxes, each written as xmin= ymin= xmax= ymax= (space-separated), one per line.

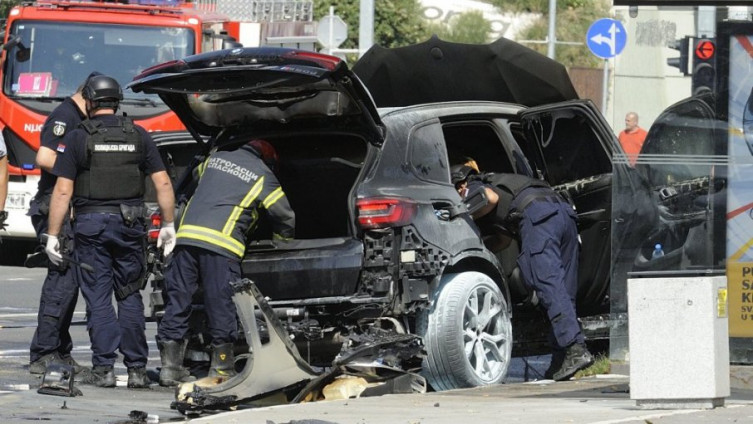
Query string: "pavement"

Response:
xmin=3 ymin=370 xmax=753 ymax=424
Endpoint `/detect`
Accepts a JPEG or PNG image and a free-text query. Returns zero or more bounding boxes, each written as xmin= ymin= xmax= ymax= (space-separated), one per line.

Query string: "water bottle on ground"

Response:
xmin=652 ymin=243 xmax=665 ymax=259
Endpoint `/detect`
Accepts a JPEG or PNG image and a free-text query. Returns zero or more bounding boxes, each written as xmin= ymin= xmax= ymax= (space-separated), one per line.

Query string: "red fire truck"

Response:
xmin=0 ymin=0 xmax=243 ymax=262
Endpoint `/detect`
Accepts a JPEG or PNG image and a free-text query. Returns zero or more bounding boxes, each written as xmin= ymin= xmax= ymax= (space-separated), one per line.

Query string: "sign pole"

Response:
xmin=602 ymin=58 xmax=609 ymax=115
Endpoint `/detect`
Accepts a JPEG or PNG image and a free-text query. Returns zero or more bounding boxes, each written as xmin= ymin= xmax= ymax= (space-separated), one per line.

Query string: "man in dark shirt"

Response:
xmin=45 ymin=75 xmax=176 ymax=388
xmin=28 ymin=73 xmax=97 ymax=375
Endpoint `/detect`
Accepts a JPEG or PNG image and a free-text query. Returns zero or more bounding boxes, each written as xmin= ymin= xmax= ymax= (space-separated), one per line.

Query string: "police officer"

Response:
xmin=156 ymin=139 xmax=295 ymax=387
xmin=28 ymin=74 xmax=96 ymax=375
xmin=45 ymin=75 xmax=176 ymax=388
xmin=451 ymin=164 xmax=593 ymax=381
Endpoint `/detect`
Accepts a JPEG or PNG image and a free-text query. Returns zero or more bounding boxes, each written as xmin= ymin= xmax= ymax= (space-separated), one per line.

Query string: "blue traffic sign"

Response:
xmin=586 ymin=18 xmax=627 ymax=59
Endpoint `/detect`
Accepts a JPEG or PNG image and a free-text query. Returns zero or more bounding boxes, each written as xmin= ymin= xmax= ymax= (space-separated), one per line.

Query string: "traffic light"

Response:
xmin=691 ymin=37 xmax=716 ymax=96
xmin=667 ymin=36 xmax=691 ymax=76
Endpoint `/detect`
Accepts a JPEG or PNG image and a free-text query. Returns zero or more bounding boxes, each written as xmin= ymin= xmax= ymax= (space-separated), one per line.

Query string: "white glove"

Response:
xmin=157 ymin=222 xmax=176 ymax=257
xmin=44 ymin=234 xmax=63 ymax=266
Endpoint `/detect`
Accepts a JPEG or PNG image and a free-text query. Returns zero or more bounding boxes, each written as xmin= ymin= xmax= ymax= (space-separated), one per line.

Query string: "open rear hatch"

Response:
xmin=129 ymin=48 xmax=385 ymax=301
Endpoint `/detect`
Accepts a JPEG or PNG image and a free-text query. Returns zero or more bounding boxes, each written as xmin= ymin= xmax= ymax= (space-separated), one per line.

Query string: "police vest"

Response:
xmin=73 ymin=117 xmax=145 ymax=200
xmin=176 ymin=147 xmax=286 ymax=259
xmin=479 ymin=173 xmax=551 ymax=219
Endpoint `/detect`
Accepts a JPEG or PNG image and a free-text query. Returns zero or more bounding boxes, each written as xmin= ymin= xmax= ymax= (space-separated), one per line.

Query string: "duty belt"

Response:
xmin=74 ymin=205 xmax=122 ymax=215
xmin=512 ymin=191 xmax=562 ymax=214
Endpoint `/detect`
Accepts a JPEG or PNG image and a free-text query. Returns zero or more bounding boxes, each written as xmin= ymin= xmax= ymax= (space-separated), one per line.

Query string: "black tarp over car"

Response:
xmin=352 ymin=36 xmax=579 ymax=107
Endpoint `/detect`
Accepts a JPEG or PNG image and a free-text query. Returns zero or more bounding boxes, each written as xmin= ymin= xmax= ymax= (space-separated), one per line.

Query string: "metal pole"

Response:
xmin=547 ymin=0 xmax=557 ymax=59
xmin=328 ymin=6 xmax=334 ymax=56
xmin=359 ymin=0 xmax=374 ymax=58
xmin=602 ymin=59 xmax=609 ymax=115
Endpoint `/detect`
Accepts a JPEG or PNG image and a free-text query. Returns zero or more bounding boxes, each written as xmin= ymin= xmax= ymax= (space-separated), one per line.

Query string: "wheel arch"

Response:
xmin=441 ymin=251 xmax=511 ymax=313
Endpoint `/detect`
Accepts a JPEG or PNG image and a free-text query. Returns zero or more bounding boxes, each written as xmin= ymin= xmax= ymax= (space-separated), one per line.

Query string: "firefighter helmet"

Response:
xmin=248 ymin=139 xmax=279 ymax=171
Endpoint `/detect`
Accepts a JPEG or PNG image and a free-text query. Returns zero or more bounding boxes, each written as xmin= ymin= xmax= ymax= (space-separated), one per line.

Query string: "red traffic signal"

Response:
xmin=694 ymin=39 xmax=715 ymax=60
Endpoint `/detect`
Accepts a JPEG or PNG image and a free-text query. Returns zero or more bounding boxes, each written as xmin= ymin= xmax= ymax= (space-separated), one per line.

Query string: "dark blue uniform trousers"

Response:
xmin=158 ymin=246 xmax=239 ymax=345
xmin=29 ymin=211 xmax=79 ymax=363
xmin=515 ymin=188 xmax=583 ymax=350
xmin=73 ymin=213 xmax=148 ymax=368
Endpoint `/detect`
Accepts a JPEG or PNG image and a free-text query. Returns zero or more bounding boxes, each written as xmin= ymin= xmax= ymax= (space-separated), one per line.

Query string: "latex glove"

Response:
xmin=44 ymin=234 xmax=63 ymax=266
xmin=157 ymin=222 xmax=176 ymax=257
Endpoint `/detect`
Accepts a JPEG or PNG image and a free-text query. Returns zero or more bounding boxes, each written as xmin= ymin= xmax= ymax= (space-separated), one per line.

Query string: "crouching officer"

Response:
xmin=451 ymin=164 xmax=593 ymax=381
xmin=156 ymin=139 xmax=295 ymax=387
xmin=45 ymin=75 xmax=176 ymax=388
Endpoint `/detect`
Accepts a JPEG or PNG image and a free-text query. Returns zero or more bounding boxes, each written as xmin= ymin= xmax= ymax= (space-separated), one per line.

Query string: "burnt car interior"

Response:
xmin=218 ymin=134 xmax=369 ymax=242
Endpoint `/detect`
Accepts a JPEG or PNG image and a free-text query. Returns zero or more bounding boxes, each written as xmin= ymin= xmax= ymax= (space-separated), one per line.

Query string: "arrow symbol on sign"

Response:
xmin=590 ymin=23 xmax=620 ymax=56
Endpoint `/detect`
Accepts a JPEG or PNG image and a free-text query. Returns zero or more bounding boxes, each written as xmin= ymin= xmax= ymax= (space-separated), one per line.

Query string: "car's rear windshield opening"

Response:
xmin=249 ymin=134 xmax=368 ymax=241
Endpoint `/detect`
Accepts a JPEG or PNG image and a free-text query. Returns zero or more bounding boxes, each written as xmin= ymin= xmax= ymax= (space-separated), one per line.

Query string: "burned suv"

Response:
xmin=130 ymin=45 xmax=626 ymax=391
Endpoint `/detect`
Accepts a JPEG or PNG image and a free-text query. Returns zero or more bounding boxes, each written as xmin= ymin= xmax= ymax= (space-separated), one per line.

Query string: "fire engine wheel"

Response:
xmin=417 ymin=271 xmax=512 ymax=391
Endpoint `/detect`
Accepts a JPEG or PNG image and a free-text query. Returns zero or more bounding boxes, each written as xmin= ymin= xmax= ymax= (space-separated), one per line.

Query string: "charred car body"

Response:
xmin=129 ymin=44 xmax=627 ymax=391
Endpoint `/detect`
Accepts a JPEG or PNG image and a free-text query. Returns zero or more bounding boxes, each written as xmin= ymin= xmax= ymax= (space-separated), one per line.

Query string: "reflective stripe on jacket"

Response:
xmin=176 ymin=146 xmax=295 ymax=259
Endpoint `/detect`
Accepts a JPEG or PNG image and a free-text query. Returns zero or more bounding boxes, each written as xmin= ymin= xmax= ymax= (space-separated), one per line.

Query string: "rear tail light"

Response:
xmin=357 ymin=198 xmax=417 ymax=229
xmin=148 ymin=212 xmax=161 ymax=243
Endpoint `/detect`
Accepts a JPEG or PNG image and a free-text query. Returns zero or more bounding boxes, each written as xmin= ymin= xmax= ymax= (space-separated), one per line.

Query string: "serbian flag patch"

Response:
xmin=56 ymin=143 xmax=66 ymax=153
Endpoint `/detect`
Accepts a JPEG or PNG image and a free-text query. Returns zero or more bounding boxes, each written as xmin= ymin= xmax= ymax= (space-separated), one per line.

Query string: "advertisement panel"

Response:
xmin=720 ymin=24 xmax=753 ymax=336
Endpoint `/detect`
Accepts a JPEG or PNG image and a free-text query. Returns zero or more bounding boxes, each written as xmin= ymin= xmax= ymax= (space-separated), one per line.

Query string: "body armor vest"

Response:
xmin=74 ymin=117 xmax=145 ymax=200
xmin=480 ymin=173 xmax=551 ymax=220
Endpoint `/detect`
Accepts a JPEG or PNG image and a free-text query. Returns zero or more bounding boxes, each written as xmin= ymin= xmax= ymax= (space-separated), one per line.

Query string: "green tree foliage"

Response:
xmin=314 ymin=0 xmax=429 ymax=50
xmin=426 ymin=11 xmax=491 ymax=44
xmin=1 ymin=0 xmax=23 ymax=31
xmin=487 ymin=0 xmax=612 ymax=68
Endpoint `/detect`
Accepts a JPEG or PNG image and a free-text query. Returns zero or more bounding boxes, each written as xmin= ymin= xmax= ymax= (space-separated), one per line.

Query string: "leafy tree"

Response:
xmin=487 ymin=0 xmax=611 ymax=68
xmin=314 ymin=0 xmax=429 ymax=50
xmin=1 ymin=0 xmax=22 ymax=31
xmin=426 ymin=11 xmax=491 ymax=44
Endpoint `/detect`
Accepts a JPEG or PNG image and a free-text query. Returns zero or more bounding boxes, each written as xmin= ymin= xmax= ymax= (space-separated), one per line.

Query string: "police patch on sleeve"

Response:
xmin=52 ymin=121 xmax=67 ymax=137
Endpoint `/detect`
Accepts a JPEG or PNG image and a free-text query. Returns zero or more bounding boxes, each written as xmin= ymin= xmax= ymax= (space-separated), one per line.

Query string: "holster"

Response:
xmin=120 ymin=204 xmax=146 ymax=228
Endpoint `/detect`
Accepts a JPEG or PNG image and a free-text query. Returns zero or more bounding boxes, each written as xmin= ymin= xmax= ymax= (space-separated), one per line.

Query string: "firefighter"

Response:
xmin=44 ymin=75 xmax=176 ymax=388
xmin=451 ymin=164 xmax=593 ymax=381
xmin=28 ymin=73 xmax=98 ymax=376
xmin=156 ymin=139 xmax=295 ymax=387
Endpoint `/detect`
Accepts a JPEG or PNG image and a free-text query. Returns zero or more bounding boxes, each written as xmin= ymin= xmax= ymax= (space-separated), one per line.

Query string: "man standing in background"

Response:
xmin=618 ymin=111 xmax=648 ymax=166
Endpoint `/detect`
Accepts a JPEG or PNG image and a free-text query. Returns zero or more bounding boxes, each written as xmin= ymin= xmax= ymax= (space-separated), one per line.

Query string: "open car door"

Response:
xmin=519 ymin=100 xmax=643 ymax=314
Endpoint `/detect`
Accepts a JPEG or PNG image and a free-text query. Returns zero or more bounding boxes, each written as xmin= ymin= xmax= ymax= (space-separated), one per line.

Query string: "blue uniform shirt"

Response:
xmin=52 ymin=114 xmax=165 ymax=208
xmin=37 ymin=97 xmax=85 ymax=197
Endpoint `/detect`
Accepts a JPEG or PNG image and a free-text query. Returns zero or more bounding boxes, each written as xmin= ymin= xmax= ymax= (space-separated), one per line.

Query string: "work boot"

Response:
xmin=127 ymin=367 xmax=151 ymax=389
xmin=158 ymin=340 xmax=195 ymax=387
xmin=59 ymin=355 xmax=86 ymax=375
xmin=208 ymin=343 xmax=237 ymax=379
xmin=30 ymin=352 xmax=61 ymax=375
xmin=552 ymin=343 xmax=594 ymax=382
xmin=544 ymin=349 xmax=566 ymax=380
xmin=81 ymin=365 xmax=116 ymax=388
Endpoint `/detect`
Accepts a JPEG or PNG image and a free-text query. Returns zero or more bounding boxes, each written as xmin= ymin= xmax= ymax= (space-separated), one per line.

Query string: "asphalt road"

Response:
xmin=4 ymin=266 xmax=753 ymax=424
xmin=0 ymin=265 xmax=553 ymax=423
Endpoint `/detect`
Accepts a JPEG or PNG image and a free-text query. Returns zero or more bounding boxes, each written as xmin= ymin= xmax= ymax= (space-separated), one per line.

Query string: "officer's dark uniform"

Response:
xmin=28 ymin=96 xmax=84 ymax=373
xmin=53 ymin=113 xmax=166 ymax=376
xmin=157 ymin=142 xmax=294 ymax=384
xmin=458 ymin=168 xmax=592 ymax=380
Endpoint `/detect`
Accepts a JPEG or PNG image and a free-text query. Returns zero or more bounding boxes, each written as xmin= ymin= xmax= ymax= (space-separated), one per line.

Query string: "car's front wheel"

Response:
xmin=418 ymin=271 xmax=512 ymax=391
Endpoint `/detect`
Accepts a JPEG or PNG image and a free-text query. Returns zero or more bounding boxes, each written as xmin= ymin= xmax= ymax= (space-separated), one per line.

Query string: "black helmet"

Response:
xmin=82 ymin=75 xmax=123 ymax=102
xmin=451 ymin=164 xmax=477 ymax=185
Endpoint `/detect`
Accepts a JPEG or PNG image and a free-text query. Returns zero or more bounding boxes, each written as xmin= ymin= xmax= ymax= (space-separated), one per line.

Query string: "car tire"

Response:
xmin=417 ymin=271 xmax=512 ymax=391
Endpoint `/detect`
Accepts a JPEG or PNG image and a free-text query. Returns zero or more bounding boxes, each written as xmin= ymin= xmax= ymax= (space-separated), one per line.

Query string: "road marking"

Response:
xmin=589 ymin=405 xmax=746 ymax=424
